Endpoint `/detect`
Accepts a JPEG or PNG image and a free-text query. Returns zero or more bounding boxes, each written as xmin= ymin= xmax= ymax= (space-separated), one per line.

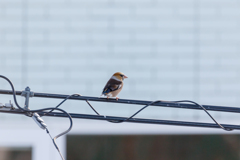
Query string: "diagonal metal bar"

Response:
xmin=0 ymin=89 xmax=240 ymax=113
xmin=0 ymin=109 xmax=239 ymax=130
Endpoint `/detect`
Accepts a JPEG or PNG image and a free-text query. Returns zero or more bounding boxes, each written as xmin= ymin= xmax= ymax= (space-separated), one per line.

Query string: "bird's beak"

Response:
xmin=124 ymin=75 xmax=128 ymax=78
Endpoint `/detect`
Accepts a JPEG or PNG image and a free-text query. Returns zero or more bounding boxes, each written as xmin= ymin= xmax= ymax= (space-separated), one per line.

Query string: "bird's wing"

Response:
xmin=102 ymin=79 xmax=122 ymax=95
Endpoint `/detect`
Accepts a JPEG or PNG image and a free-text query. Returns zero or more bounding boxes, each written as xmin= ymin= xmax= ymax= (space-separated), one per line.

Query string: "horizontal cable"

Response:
xmin=0 ymin=89 xmax=240 ymax=113
xmin=0 ymin=109 xmax=240 ymax=130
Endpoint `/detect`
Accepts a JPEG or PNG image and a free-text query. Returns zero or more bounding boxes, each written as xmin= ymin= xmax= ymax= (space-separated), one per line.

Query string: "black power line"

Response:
xmin=0 ymin=108 xmax=240 ymax=130
xmin=1 ymin=75 xmax=240 ymax=159
xmin=0 ymin=89 xmax=240 ymax=113
xmin=0 ymin=88 xmax=237 ymax=131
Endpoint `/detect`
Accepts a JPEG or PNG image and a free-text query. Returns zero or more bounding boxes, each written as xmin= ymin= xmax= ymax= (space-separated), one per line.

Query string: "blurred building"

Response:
xmin=1 ymin=0 xmax=240 ymax=159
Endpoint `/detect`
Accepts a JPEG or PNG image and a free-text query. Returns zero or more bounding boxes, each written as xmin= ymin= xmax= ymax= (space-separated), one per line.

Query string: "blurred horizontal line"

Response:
xmin=0 ymin=89 xmax=240 ymax=113
xmin=0 ymin=109 xmax=239 ymax=130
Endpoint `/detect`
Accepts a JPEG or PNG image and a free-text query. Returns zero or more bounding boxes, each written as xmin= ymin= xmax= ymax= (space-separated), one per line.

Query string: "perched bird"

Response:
xmin=101 ymin=72 xmax=128 ymax=100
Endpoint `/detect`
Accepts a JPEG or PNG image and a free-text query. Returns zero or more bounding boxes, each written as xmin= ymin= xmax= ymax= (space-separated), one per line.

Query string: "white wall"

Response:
xmin=1 ymin=0 xmax=240 ymax=159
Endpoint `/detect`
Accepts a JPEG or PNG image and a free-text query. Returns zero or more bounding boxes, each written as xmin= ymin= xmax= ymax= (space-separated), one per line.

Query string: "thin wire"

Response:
xmin=45 ymin=108 xmax=73 ymax=139
xmin=0 ymin=75 xmax=102 ymax=159
xmin=0 ymin=75 xmax=26 ymax=111
xmin=106 ymin=100 xmax=233 ymax=131
xmin=43 ymin=94 xmax=79 ymax=115
xmin=43 ymin=93 xmax=100 ymax=116
xmin=67 ymin=96 xmax=233 ymax=131
xmin=0 ymin=75 xmax=72 ymax=160
xmin=46 ymin=128 xmax=64 ymax=160
xmin=107 ymin=100 xmax=157 ymax=123
xmin=0 ymin=75 xmax=233 ymax=142
xmin=85 ymin=100 xmax=100 ymax=115
xmin=49 ymin=92 xmax=233 ymax=131
xmin=172 ymin=100 xmax=233 ymax=131
xmin=75 ymin=97 xmax=232 ymax=131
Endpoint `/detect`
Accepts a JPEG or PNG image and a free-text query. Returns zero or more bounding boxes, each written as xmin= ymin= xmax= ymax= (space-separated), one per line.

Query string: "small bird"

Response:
xmin=101 ymin=72 xmax=128 ymax=100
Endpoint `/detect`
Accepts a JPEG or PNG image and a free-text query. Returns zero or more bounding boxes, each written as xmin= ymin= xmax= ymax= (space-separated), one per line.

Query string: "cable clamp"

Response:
xmin=21 ymin=86 xmax=34 ymax=116
xmin=0 ymin=100 xmax=15 ymax=111
xmin=32 ymin=112 xmax=47 ymax=129
xmin=21 ymin=86 xmax=34 ymax=110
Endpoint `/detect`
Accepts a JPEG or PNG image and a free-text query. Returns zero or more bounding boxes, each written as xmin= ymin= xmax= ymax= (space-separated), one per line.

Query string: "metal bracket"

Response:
xmin=0 ymin=100 xmax=15 ymax=111
xmin=21 ymin=86 xmax=34 ymax=110
xmin=20 ymin=86 xmax=47 ymax=129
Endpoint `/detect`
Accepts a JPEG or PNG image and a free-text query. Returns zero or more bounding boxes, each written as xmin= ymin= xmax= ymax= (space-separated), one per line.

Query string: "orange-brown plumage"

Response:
xmin=101 ymin=72 xmax=128 ymax=100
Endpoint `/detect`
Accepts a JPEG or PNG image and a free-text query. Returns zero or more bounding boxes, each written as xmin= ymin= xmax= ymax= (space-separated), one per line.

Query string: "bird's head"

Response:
xmin=112 ymin=72 xmax=128 ymax=81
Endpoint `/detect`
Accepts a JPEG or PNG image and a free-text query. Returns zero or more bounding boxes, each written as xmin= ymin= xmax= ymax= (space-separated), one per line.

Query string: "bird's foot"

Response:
xmin=116 ymin=97 xmax=119 ymax=101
